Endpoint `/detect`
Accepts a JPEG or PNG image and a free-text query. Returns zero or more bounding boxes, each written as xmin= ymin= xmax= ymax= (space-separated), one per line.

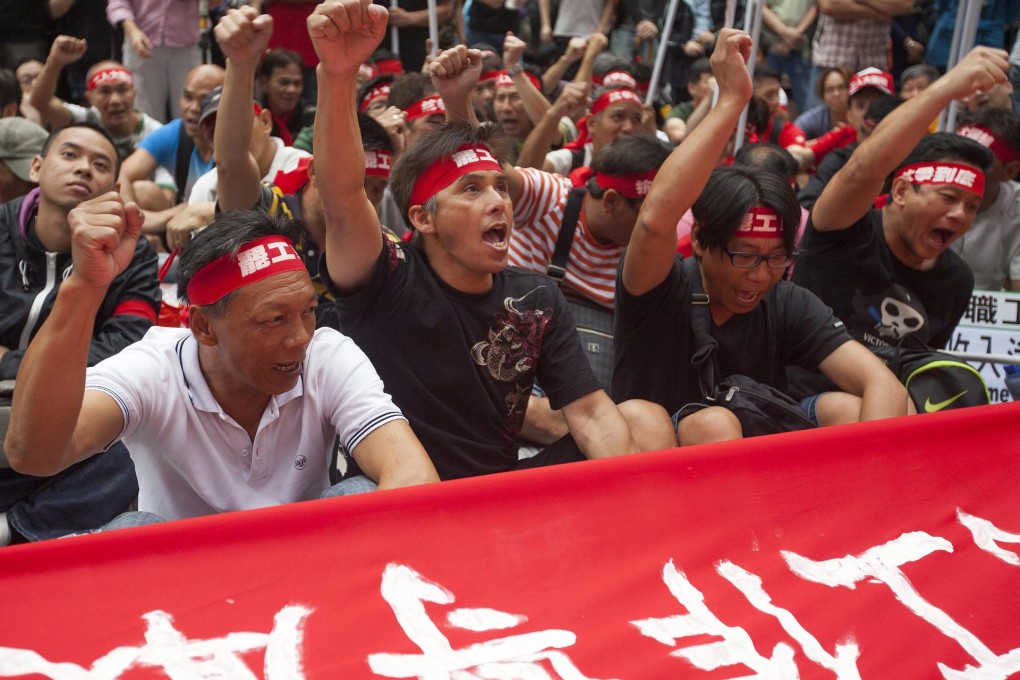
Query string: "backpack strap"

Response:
xmin=547 ymin=186 xmax=587 ymax=282
xmin=569 ymin=147 xmax=586 ymax=172
xmin=173 ymin=121 xmax=196 ymax=205
xmin=682 ymin=256 xmax=720 ymax=401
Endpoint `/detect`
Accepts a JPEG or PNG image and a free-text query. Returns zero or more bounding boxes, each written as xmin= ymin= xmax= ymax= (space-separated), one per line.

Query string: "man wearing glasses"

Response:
xmin=612 ymin=28 xmax=907 ymax=446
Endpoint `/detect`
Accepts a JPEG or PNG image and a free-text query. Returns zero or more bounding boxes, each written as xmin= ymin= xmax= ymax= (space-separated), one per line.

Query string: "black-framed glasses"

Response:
xmin=723 ymin=247 xmax=797 ymax=269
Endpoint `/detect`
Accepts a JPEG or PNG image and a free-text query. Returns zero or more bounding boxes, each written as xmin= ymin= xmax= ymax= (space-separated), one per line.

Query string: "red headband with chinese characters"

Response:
xmin=404 ymin=94 xmax=446 ymax=121
xmin=571 ymin=167 xmax=658 ymax=199
xmin=359 ymin=83 xmax=391 ymax=112
xmin=409 ymin=144 xmax=502 ymax=206
xmin=894 ymin=161 xmax=985 ymax=197
xmin=600 ymin=70 xmax=638 ymax=89
xmin=735 ymin=206 xmax=784 ymax=239
xmin=87 ymin=67 xmax=134 ymax=91
xmin=495 ymin=70 xmax=543 ymax=92
xmin=591 ymin=88 xmax=643 ymax=116
xmin=479 ymin=71 xmax=501 ymax=83
xmin=956 ymin=124 xmax=1020 ymax=164
xmin=365 ymin=149 xmax=393 ymax=178
xmin=187 ymin=236 xmax=306 ymax=306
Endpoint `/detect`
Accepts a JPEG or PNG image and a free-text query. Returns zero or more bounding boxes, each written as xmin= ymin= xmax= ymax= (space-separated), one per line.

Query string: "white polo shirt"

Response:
xmin=85 ymin=326 xmax=404 ymax=520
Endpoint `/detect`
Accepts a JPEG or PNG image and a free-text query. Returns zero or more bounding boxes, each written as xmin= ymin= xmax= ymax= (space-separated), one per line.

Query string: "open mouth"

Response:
xmin=735 ymin=290 xmax=760 ymax=305
xmin=482 ymin=224 xmax=508 ymax=249
xmin=274 ymin=362 xmax=301 ymax=374
xmin=927 ymin=228 xmax=954 ymax=250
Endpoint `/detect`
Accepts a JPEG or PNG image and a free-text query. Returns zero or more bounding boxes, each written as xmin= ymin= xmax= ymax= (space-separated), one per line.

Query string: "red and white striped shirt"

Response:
xmin=510 ymin=168 xmax=623 ymax=310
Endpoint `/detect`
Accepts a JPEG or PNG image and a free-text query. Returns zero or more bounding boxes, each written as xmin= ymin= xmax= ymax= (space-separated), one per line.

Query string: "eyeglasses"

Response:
xmin=723 ymin=247 xmax=797 ymax=269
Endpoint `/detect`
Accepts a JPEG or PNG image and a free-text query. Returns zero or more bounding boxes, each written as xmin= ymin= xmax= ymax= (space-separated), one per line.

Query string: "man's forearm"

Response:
xmin=4 ymin=280 xmax=104 ymax=474
xmin=216 ymin=57 xmax=262 ymax=212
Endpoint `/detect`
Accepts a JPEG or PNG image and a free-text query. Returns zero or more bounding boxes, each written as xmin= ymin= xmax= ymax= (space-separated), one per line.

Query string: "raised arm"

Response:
xmin=503 ymin=34 xmax=552 ymax=132
xmin=516 ymin=82 xmax=588 ymax=171
xmin=572 ymin=31 xmax=608 ymax=90
xmin=542 ymin=37 xmax=586 ymax=95
xmin=622 ymin=28 xmax=753 ymax=297
xmin=4 ymin=194 xmax=141 ymax=476
xmin=214 ymin=6 xmax=275 ymax=213
xmin=310 ymin=0 xmax=390 ymax=294
xmin=28 ymin=36 xmax=83 ymax=130
xmin=812 ymin=46 xmax=1010 ymax=232
xmin=430 ymin=44 xmax=483 ymax=124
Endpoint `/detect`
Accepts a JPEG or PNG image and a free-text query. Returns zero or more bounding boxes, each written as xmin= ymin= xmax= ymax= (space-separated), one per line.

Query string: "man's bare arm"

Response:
xmin=351 ymin=420 xmax=439 ymax=488
xmin=28 ymin=36 xmax=83 ymax=130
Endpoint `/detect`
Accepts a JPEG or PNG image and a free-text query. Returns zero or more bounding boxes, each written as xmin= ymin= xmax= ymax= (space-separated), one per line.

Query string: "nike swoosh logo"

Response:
xmin=925 ymin=391 xmax=968 ymax=412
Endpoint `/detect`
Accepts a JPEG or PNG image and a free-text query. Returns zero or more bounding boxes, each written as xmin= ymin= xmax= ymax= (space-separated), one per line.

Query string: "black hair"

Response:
xmin=959 ymin=107 xmax=1020 ymax=164
xmin=0 ymin=68 xmax=18 ymax=111
xmin=41 ymin=122 xmax=122 ymax=176
xmin=586 ymin=134 xmax=672 ymax=200
xmin=733 ymin=143 xmax=798 ymax=181
xmin=258 ymin=49 xmax=305 ymax=80
xmin=752 ymin=64 xmax=782 ymax=84
xmin=745 ymin=96 xmax=770 ymax=138
xmin=387 ymin=72 xmax=436 ymax=111
xmin=177 ymin=209 xmax=306 ymax=314
xmin=592 ymin=53 xmax=632 ymax=77
xmin=895 ymin=132 xmax=994 ymax=177
xmin=389 ymin=121 xmax=514 ymax=230
xmin=863 ymin=95 xmax=903 ymax=128
xmin=357 ymin=73 xmax=395 ymax=109
xmin=687 ymin=58 xmax=712 ymax=86
xmin=359 ymin=111 xmax=394 ymax=152
xmin=691 ymin=165 xmax=800 ymax=255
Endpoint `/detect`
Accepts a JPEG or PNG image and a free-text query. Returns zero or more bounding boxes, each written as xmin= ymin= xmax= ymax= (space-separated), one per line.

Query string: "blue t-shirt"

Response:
xmin=139 ymin=119 xmax=214 ymax=202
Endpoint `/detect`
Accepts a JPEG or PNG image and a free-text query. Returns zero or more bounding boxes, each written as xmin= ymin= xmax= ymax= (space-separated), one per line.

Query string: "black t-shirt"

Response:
xmin=792 ymin=209 xmax=974 ymax=350
xmin=373 ymin=0 xmax=429 ymax=73
xmin=327 ymin=237 xmax=600 ymax=480
xmin=612 ymin=256 xmax=850 ymax=416
xmin=468 ymin=0 xmax=518 ymax=34
xmin=798 ymin=143 xmax=855 ymax=211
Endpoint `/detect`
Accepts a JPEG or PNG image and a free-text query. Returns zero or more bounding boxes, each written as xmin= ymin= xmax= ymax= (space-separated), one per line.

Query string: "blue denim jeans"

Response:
xmin=1 ymin=442 xmax=138 ymax=542
xmin=767 ymin=51 xmax=813 ymax=116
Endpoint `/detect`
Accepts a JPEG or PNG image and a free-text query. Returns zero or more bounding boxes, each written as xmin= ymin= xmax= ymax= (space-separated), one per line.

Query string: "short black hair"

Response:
xmin=753 ymin=64 xmax=782 ymax=85
xmin=41 ymin=122 xmax=122 ymax=176
xmin=586 ymin=134 xmax=672 ymax=200
xmin=258 ymin=49 xmax=305 ymax=79
xmin=691 ymin=165 xmax=800 ymax=255
xmin=733 ymin=143 xmax=798 ymax=181
xmin=389 ymin=121 xmax=513 ymax=229
xmin=895 ymin=132 xmax=994 ymax=178
xmin=359 ymin=111 xmax=394 ymax=152
xmin=387 ymin=72 xmax=436 ymax=111
xmin=688 ymin=58 xmax=712 ymax=86
xmin=177 ymin=209 xmax=306 ymax=314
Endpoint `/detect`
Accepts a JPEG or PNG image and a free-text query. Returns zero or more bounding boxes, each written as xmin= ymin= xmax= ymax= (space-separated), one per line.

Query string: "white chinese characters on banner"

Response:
xmin=952 ymin=290 xmax=1020 ymax=403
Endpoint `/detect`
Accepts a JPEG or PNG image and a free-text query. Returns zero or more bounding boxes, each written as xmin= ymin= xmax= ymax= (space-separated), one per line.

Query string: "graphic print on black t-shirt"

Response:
xmin=851 ymin=283 xmax=931 ymax=348
xmin=471 ymin=287 xmax=552 ymax=440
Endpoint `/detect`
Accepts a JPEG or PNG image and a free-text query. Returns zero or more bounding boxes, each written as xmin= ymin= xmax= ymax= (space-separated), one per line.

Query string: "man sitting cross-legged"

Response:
xmin=5 ymin=197 xmax=438 ymax=525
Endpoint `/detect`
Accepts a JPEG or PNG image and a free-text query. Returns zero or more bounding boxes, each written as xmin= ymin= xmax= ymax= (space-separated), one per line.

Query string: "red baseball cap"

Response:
xmin=848 ymin=67 xmax=895 ymax=98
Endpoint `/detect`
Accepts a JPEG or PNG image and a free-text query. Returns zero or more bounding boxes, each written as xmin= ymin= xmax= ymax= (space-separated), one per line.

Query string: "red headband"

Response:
xmin=956 ymin=124 xmax=1020 ymax=164
xmin=601 ymin=70 xmax=637 ymax=89
xmin=87 ymin=67 xmax=133 ymax=91
xmin=572 ymin=167 xmax=657 ymax=199
xmin=591 ymin=88 xmax=643 ymax=116
xmin=479 ymin=70 xmax=501 ymax=83
xmin=374 ymin=58 xmax=404 ymax=75
xmin=187 ymin=236 xmax=306 ymax=306
xmin=359 ymin=83 xmax=391 ymax=111
xmin=404 ymin=94 xmax=446 ymax=121
xmin=495 ymin=70 xmax=543 ymax=92
xmin=735 ymin=207 xmax=783 ymax=239
xmin=894 ymin=161 xmax=985 ymax=197
xmin=409 ymin=144 xmax=502 ymax=206
xmin=365 ymin=149 xmax=393 ymax=178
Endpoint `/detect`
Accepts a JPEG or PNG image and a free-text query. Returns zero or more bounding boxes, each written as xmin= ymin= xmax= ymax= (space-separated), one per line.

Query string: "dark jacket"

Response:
xmin=0 ymin=191 xmax=161 ymax=381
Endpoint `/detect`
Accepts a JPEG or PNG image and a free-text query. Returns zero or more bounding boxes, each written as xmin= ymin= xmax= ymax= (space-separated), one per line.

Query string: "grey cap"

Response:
xmin=0 ymin=117 xmax=47 ymax=181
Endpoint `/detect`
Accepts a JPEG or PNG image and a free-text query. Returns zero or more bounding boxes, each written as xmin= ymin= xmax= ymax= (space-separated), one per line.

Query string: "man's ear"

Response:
xmin=28 ymin=155 xmax=42 ymax=183
xmin=1002 ymin=159 xmax=1020 ymax=183
xmin=690 ymin=223 xmax=704 ymax=258
xmin=889 ymin=176 xmax=911 ymax=207
xmin=408 ymin=204 xmax=436 ymax=235
xmin=188 ymin=306 xmax=219 ymax=347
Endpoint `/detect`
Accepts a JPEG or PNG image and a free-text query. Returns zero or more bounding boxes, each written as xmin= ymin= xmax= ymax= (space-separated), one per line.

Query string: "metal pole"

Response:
xmin=940 ymin=0 xmax=981 ymax=131
xmin=390 ymin=0 xmax=400 ymax=58
xmin=733 ymin=0 xmax=762 ymax=153
xmin=644 ymin=0 xmax=681 ymax=106
xmin=944 ymin=350 xmax=1020 ymax=365
xmin=428 ymin=0 xmax=439 ymax=57
xmin=723 ymin=0 xmax=738 ymax=30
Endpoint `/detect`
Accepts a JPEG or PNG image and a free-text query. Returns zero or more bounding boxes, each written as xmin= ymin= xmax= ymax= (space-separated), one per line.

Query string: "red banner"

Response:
xmin=2 ymin=403 xmax=1020 ymax=678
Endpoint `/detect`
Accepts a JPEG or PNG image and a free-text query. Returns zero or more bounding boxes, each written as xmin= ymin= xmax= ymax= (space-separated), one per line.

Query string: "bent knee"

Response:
xmin=677 ymin=406 xmax=742 ymax=446
xmin=617 ymin=399 xmax=678 ymax=450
